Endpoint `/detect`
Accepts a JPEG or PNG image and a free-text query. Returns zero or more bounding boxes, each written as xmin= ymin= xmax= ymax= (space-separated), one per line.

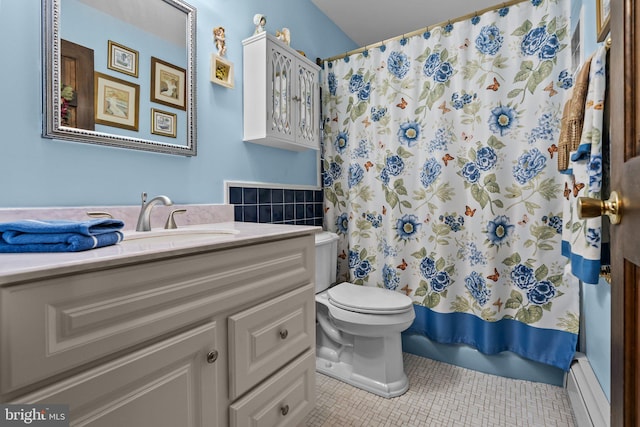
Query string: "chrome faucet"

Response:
xmin=136 ymin=192 xmax=173 ymax=231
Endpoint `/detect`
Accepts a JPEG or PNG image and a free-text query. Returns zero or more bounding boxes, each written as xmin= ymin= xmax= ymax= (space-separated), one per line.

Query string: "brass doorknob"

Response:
xmin=577 ymin=191 xmax=622 ymax=224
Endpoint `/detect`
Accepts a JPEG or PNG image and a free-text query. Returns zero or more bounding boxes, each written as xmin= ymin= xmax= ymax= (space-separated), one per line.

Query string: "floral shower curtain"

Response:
xmin=321 ymin=0 xmax=578 ymax=370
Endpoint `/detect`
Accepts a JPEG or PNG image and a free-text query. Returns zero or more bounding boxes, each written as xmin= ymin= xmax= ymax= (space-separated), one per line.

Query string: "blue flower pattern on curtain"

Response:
xmin=321 ymin=0 xmax=577 ymax=370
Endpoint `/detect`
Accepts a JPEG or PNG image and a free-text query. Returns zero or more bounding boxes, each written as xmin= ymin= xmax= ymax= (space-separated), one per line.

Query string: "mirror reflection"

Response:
xmin=43 ymin=0 xmax=197 ymax=156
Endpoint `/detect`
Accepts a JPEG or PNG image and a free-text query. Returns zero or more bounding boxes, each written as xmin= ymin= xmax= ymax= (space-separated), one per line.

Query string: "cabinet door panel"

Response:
xmin=12 ymin=322 xmax=219 ymax=427
xmin=296 ymin=62 xmax=319 ymax=147
xmin=268 ymin=47 xmax=293 ymax=141
xmin=228 ymin=285 xmax=314 ymax=399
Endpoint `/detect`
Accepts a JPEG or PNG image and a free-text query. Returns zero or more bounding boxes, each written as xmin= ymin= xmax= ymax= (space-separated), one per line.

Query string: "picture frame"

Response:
xmin=150 ymin=57 xmax=186 ymax=110
xmin=151 ymin=108 xmax=177 ymax=138
xmin=94 ymin=72 xmax=139 ymax=131
xmin=595 ymin=0 xmax=611 ymax=43
xmin=107 ymin=40 xmax=139 ymax=78
xmin=210 ymin=54 xmax=234 ymax=88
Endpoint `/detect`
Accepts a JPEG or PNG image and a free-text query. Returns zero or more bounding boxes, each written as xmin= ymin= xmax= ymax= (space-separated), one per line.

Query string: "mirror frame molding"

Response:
xmin=41 ymin=0 xmax=197 ymax=156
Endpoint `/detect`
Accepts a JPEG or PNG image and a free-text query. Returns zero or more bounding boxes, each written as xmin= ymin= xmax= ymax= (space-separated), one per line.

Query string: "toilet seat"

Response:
xmin=327 ymin=282 xmax=413 ymax=314
xmin=316 ymin=290 xmax=415 ymax=333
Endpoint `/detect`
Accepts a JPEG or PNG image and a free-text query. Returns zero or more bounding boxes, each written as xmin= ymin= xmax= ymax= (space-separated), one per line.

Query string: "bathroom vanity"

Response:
xmin=0 ymin=222 xmax=318 ymax=426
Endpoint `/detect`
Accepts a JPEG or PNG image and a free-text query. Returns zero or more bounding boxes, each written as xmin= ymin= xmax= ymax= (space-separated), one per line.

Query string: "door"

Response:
xmin=609 ymin=0 xmax=640 ymax=425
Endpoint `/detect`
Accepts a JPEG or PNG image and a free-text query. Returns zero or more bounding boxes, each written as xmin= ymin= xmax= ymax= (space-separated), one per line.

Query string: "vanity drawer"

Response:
xmin=228 ymin=284 xmax=315 ymax=400
xmin=229 ymin=349 xmax=315 ymax=427
xmin=0 ymin=237 xmax=313 ymax=395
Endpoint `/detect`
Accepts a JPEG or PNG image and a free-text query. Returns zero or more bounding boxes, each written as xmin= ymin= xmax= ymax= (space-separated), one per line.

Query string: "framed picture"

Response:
xmin=150 ymin=57 xmax=186 ymax=110
xmin=595 ymin=0 xmax=611 ymax=42
xmin=151 ymin=108 xmax=177 ymax=138
xmin=107 ymin=41 xmax=139 ymax=78
xmin=210 ymin=54 xmax=234 ymax=88
xmin=94 ymin=72 xmax=139 ymax=131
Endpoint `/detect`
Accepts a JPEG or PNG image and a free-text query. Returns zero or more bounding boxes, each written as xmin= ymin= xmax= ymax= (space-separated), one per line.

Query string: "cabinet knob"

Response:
xmin=279 ymin=329 xmax=289 ymax=339
xmin=280 ymin=404 xmax=289 ymax=416
xmin=206 ymin=350 xmax=218 ymax=364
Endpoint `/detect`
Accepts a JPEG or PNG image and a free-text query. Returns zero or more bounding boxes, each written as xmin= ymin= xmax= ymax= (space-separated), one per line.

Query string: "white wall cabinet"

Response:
xmin=243 ymin=32 xmax=321 ymax=151
xmin=0 ymin=234 xmax=316 ymax=427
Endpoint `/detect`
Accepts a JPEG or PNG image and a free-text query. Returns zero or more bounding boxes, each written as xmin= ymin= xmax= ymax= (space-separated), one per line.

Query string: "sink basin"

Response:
xmin=123 ymin=227 xmax=239 ymax=243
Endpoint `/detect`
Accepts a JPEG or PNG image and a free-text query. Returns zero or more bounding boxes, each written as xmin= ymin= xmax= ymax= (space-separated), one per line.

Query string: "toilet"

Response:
xmin=314 ymin=231 xmax=416 ymax=398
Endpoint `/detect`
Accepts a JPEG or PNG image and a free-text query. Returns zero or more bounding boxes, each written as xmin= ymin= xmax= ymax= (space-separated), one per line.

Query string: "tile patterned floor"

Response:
xmin=302 ymin=353 xmax=577 ymax=427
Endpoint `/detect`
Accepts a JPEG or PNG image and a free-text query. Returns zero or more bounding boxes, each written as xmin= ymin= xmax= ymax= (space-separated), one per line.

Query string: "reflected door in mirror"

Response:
xmin=61 ymin=39 xmax=95 ymax=130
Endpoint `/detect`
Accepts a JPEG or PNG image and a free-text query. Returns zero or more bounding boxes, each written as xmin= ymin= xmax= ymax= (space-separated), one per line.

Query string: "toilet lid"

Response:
xmin=327 ymin=282 xmax=413 ymax=314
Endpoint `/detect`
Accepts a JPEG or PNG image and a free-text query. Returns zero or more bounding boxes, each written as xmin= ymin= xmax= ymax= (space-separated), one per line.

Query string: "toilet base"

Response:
xmin=315 ymin=355 xmax=409 ymax=398
xmin=314 ymin=296 xmax=413 ymax=399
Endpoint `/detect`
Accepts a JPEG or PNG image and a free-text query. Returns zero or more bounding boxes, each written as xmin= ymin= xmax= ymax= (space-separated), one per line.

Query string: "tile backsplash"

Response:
xmin=229 ymin=185 xmax=324 ymax=226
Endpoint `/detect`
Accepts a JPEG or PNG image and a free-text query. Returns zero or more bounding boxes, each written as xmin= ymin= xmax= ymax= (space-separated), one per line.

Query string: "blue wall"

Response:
xmin=583 ymin=278 xmax=611 ymax=400
xmin=0 ymin=0 xmax=356 ymax=208
xmin=572 ymin=0 xmax=611 ymax=402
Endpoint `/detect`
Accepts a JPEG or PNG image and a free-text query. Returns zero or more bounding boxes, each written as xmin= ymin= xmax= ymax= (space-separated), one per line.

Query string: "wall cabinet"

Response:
xmin=243 ymin=32 xmax=321 ymax=151
xmin=0 ymin=235 xmax=316 ymax=427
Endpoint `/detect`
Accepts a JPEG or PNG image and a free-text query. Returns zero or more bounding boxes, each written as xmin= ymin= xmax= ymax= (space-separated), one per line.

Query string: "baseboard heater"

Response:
xmin=565 ymin=352 xmax=610 ymax=427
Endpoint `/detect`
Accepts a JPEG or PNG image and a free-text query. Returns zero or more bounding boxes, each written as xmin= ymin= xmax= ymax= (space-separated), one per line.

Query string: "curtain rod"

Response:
xmin=323 ymin=0 xmax=529 ymax=63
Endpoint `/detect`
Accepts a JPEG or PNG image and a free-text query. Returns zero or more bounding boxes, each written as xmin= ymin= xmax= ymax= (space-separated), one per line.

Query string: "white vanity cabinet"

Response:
xmin=243 ymin=32 xmax=321 ymax=151
xmin=0 ymin=232 xmax=316 ymax=427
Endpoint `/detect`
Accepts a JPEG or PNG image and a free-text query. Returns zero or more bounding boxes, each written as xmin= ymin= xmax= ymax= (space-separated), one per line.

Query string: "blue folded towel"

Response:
xmin=0 ymin=219 xmax=124 ymax=236
xmin=0 ymin=219 xmax=125 ymax=253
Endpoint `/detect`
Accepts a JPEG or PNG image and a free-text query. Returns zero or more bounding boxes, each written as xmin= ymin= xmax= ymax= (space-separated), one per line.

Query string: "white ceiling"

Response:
xmin=312 ymin=0 xmax=507 ymax=47
xmin=76 ymin=0 xmax=186 ymax=47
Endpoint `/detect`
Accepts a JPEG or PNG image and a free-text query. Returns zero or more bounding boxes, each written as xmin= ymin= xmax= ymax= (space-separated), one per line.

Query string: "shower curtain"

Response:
xmin=321 ymin=0 xmax=577 ymax=370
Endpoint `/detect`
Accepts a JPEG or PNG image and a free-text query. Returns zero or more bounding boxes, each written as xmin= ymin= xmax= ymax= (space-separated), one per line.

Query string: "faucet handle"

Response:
xmin=87 ymin=211 xmax=114 ymax=219
xmin=165 ymin=209 xmax=187 ymax=229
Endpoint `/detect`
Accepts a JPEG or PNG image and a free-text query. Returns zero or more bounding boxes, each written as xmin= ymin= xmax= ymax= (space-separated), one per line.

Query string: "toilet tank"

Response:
xmin=314 ymin=231 xmax=339 ymax=293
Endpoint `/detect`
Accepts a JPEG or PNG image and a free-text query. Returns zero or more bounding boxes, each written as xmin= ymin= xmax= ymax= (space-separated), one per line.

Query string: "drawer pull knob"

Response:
xmin=206 ymin=350 xmax=218 ymax=364
xmin=279 ymin=329 xmax=289 ymax=339
xmin=280 ymin=404 xmax=289 ymax=416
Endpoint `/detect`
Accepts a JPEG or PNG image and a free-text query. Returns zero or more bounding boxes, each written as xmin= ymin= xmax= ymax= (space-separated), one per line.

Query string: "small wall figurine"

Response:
xmin=213 ymin=26 xmax=226 ymax=57
xmin=253 ymin=14 xmax=266 ymax=35
xmin=275 ymin=28 xmax=291 ymax=46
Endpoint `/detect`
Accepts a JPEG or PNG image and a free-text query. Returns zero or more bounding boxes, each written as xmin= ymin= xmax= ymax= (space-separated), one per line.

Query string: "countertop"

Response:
xmin=0 ymin=222 xmax=321 ymax=286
